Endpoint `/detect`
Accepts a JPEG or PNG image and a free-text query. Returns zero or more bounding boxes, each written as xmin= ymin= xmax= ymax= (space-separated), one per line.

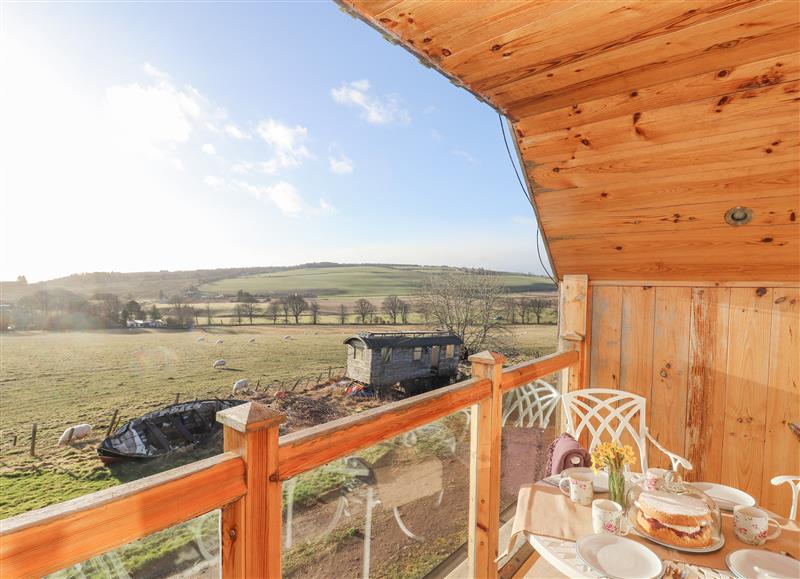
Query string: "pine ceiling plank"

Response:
xmin=518 ymin=80 xmax=799 ymax=163
xmin=454 ymin=0 xmax=754 ymax=92
xmin=540 ymin=194 xmax=798 ymax=239
xmin=499 ymin=1 xmax=799 ymax=117
xmin=514 ymin=54 xmax=800 ymax=135
xmin=530 ymin=124 xmax=798 ymax=189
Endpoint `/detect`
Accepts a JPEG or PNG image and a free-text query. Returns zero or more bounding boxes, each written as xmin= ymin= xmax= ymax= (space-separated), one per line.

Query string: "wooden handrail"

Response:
xmin=0 ymin=452 xmax=246 ymax=578
xmin=278 ymin=376 xmax=492 ymax=479
xmin=500 ymin=349 xmax=579 ymax=392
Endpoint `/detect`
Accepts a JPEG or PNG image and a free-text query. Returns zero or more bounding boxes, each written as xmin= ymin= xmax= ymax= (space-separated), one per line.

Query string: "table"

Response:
xmin=506 ymin=480 xmax=798 ymax=579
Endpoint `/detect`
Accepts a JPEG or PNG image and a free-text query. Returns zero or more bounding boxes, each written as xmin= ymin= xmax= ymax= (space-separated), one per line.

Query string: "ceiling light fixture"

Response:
xmin=725 ymin=206 xmax=753 ymax=226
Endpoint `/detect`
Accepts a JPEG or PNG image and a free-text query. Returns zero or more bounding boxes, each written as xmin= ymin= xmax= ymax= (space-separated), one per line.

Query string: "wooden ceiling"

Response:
xmin=342 ymin=0 xmax=800 ymax=281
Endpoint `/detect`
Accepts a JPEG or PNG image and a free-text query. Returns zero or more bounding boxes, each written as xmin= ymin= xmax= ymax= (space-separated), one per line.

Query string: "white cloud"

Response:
xmin=209 ymin=178 xmax=332 ymax=218
xmin=451 ymin=149 xmax=479 ymax=165
xmin=264 ymin=181 xmax=303 ymax=215
xmin=225 ymin=124 xmax=250 ymax=140
xmin=202 ymin=143 xmax=217 ymax=156
xmin=318 ymin=199 xmax=337 ymax=214
xmin=331 ymin=79 xmax=410 ymax=125
xmin=241 ymin=118 xmax=312 ymax=174
xmin=204 ymin=175 xmax=225 ymax=188
xmin=329 ymin=153 xmax=354 ymax=174
xmin=430 ymin=129 xmax=443 ymax=142
xmin=142 ymin=62 xmax=169 ymax=81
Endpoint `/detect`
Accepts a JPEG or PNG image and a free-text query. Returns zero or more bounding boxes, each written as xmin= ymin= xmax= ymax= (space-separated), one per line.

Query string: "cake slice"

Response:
xmin=635 ymin=490 xmax=713 ymax=548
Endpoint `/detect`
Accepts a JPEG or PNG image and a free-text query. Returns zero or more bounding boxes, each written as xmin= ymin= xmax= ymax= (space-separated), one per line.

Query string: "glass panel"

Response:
xmin=282 ymin=411 xmax=470 ymax=578
xmin=500 ymin=373 xmax=562 ymax=513
xmin=46 ymin=509 xmax=220 ymax=579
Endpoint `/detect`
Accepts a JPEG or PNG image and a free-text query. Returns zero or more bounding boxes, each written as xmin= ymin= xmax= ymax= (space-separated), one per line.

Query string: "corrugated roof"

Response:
xmin=344 ymin=332 xmax=462 ymax=349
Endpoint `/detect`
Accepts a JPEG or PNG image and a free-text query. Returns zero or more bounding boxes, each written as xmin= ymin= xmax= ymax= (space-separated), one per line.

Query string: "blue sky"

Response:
xmin=1 ymin=1 xmax=551 ymax=281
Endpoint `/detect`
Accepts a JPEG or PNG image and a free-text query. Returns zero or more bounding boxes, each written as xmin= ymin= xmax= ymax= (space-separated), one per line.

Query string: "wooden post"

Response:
xmin=174 ymin=393 xmax=180 ymax=405
xmin=217 ymin=402 xmax=285 ymax=579
xmin=12 ymin=434 xmax=18 ymax=446
xmin=558 ymin=275 xmax=590 ymax=442
xmin=106 ymin=409 xmax=119 ymax=437
xmin=468 ymin=351 xmax=506 ymax=579
xmin=30 ymin=423 xmax=37 ymax=457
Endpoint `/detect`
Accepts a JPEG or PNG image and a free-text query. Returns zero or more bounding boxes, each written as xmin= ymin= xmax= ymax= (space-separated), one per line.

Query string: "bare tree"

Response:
xmin=400 ymin=300 xmax=410 ymax=324
xmin=382 ymin=295 xmax=402 ymax=324
xmin=286 ymin=294 xmax=308 ymax=324
xmin=354 ymin=298 xmax=375 ymax=324
xmin=518 ymin=297 xmax=533 ymax=324
xmin=233 ymin=303 xmax=244 ymax=324
xmin=206 ymin=302 xmax=212 ymax=326
xmin=530 ymin=298 xmax=551 ymax=324
xmin=243 ymin=303 xmax=259 ymax=324
xmin=420 ymin=271 xmax=506 ymax=358
xmin=505 ymin=298 xmax=517 ymax=324
xmin=280 ymin=298 xmax=290 ymax=324
xmin=268 ymin=301 xmax=280 ymax=324
xmin=309 ymin=300 xmax=321 ymax=324
xmin=339 ymin=303 xmax=348 ymax=324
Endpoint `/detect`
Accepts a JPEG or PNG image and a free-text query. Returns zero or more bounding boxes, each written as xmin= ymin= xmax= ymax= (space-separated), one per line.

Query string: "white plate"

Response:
xmin=576 ymin=534 xmax=663 ymax=579
xmin=627 ymin=505 xmax=726 ymax=553
xmin=560 ymin=467 xmax=610 ymax=492
xmin=690 ymin=482 xmax=756 ymax=511
xmin=726 ymin=549 xmax=800 ymax=578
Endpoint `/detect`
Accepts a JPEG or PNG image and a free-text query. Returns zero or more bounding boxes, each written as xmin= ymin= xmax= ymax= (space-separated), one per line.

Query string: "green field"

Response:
xmin=200 ymin=265 xmax=552 ymax=297
xmin=0 ymin=323 xmax=556 ymax=519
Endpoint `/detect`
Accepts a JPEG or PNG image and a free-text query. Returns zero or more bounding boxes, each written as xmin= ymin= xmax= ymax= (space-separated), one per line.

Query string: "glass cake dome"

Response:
xmin=626 ymin=471 xmax=723 ymax=552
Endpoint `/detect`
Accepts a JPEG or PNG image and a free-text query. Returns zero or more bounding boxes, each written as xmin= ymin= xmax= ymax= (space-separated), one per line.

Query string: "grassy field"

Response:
xmin=0 ymin=323 xmax=556 ymax=519
xmin=199 ymin=264 xmax=552 ymax=297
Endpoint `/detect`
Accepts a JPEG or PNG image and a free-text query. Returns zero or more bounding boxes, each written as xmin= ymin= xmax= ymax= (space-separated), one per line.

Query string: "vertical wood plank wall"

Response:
xmin=588 ymin=283 xmax=799 ymax=515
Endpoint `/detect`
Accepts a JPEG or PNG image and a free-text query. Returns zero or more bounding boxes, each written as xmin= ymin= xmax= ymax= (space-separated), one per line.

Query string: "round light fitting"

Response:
xmin=725 ymin=206 xmax=753 ymax=226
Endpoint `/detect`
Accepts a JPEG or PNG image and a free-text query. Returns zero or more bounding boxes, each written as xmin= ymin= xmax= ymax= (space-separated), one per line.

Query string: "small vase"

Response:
xmin=608 ymin=468 xmax=626 ymax=508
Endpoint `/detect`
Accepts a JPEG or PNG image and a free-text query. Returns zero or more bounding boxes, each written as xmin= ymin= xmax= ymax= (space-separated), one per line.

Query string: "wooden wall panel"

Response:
xmin=589 ymin=286 xmax=622 ymax=388
xmin=685 ymin=288 xmax=730 ymax=483
xmin=648 ymin=288 xmax=692 ymax=469
xmin=761 ymin=288 xmax=800 ymax=510
xmin=720 ymin=288 xmax=774 ymax=499
xmin=589 ymin=282 xmax=797 ymax=515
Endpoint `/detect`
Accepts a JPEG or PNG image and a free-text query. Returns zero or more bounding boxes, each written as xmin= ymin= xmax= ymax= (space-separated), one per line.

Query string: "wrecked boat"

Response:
xmin=97 ymin=399 xmax=245 ymax=463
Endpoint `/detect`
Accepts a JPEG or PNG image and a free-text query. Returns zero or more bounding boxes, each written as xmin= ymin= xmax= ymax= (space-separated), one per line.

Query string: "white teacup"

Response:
xmin=733 ymin=505 xmax=782 ymax=546
xmin=592 ymin=499 xmax=629 ymax=535
xmin=643 ymin=468 xmax=668 ymax=491
xmin=559 ymin=472 xmax=594 ymax=506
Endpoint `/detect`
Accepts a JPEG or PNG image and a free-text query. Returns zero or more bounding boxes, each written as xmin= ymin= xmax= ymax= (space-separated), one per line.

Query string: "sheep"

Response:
xmin=213 ymin=359 xmax=227 ymax=369
xmin=58 ymin=424 xmax=92 ymax=446
xmin=232 ymin=378 xmax=249 ymax=395
xmin=283 ymin=335 xmax=291 ymax=340
xmin=196 ymin=336 xmax=205 ymax=342
xmin=248 ymin=337 xmax=256 ymax=343
xmin=215 ymin=339 xmax=224 ymax=344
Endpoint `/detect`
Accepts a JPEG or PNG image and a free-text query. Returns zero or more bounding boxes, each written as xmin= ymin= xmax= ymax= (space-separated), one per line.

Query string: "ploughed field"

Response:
xmin=0 ymin=324 xmax=556 ymax=520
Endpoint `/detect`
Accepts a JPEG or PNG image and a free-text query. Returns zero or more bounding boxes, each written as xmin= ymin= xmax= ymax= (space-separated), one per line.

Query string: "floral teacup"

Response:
xmin=733 ymin=505 xmax=782 ymax=546
xmin=592 ymin=499 xmax=629 ymax=536
xmin=559 ymin=472 xmax=594 ymax=506
xmin=643 ymin=467 xmax=668 ymax=491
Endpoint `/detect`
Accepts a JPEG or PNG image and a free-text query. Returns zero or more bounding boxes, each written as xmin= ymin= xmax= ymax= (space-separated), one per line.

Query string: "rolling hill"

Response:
xmin=199 ymin=264 xmax=553 ymax=297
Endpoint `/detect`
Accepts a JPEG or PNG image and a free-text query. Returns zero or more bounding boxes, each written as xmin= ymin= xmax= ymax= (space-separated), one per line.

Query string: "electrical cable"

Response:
xmin=499 ymin=113 xmax=557 ymax=285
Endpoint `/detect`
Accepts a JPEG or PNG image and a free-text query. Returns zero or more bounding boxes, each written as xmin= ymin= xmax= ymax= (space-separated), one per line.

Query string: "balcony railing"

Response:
xmin=0 ymin=349 xmax=580 ymax=578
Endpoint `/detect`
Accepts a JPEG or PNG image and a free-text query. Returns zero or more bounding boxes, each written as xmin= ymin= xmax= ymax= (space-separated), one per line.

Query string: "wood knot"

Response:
xmin=660 ymin=370 xmax=668 ymax=378
xmin=760 ymin=237 xmax=773 ymax=243
xmin=615 ymin=246 xmax=623 ymax=251
xmin=581 ymin=138 xmax=590 ymax=146
xmin=441 ymin=48 xmax=451 ymax=56
xmin=553 ymin=167 xmax=560 ymax=173
xmin=756 ymin=287 xmax=767 ymax=296
xmin=423 ymin=37 xmax=432 ymax=43
xmin=630 ymin=90 xmax=638 ymax=97
xmin=633 ymin=112 xmax=641 ymax=124
xmin=491 ymin=44 xmax=502 ymax=52
xmin=717 ymin=69 xmax=729 ymax=78
xmin=775 ymin=296 xmax=787 ymax=304
xmin=601 ymin=192 xmax=608 ymax=198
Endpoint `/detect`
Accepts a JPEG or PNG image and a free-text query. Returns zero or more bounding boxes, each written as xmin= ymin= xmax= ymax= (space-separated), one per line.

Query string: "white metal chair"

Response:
xmin=561 ymin=388 xmax=692 ymax=473
xmin=771 ymin=475 xmax=800 ymax=520
xmin=503 ymin=379 xmax=561 ymax=429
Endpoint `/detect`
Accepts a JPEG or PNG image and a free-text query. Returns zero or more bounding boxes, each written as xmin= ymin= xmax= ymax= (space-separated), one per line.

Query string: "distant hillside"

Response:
xmin=200 ymin=264 xmax=553 ymax=298
xmin=1 ymin=263 xmax=554 ymax=303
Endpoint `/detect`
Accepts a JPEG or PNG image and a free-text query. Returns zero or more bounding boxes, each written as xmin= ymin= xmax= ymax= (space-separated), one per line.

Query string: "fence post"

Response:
xmin=217 ymin=402 xmax=285 ymax=578
xmin=468 ymin=351 xmax=505 ymax=579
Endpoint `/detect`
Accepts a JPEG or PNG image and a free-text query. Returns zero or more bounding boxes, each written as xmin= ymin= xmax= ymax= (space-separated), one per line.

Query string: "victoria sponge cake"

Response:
xmin=635 ymin=490 xmax=714 ymax=548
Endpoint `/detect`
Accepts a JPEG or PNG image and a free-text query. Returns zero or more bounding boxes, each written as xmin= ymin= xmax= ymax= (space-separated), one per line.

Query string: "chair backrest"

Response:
xmin=771 ymin=475 xmax=800 ymax=520
xmin=561 ymin=388 xmax=649 ymax=472
xmin=502 ymin=379 xmax=561 ymax=429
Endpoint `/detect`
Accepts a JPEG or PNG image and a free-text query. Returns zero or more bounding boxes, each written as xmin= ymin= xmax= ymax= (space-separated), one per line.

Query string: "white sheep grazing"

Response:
xmin=248 ymin=337 xmax=256 ymax=343
xmin=196 ymin=336 xmax=205 ymax=342
xmin=213 ymin=359 xmax=227 ymax=369
xmin=283 ymin=335 xmax=291 ymax=340
xmin=215 ymin=338 xmax=224 ymax=344
xmin=58 ymin=424 xmax=92 ymax=446
xmin=232 ymin=378 xmax=249 ymax=395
